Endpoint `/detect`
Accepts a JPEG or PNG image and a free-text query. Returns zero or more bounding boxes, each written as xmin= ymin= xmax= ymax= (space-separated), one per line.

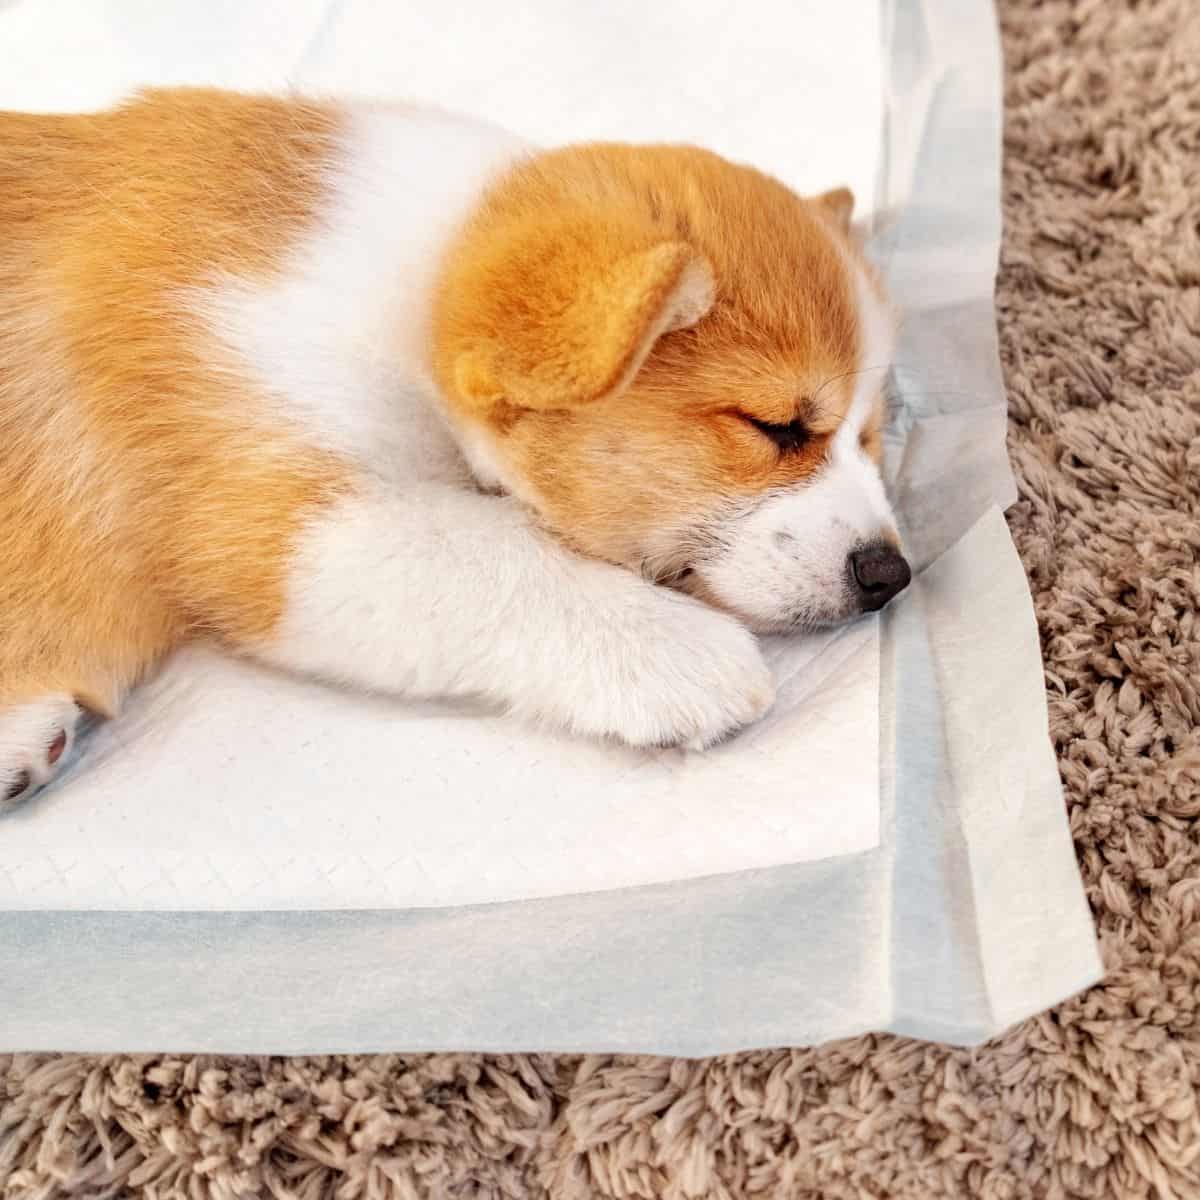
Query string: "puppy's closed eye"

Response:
xmin=743 ymin=414 xmax=811 ymax=453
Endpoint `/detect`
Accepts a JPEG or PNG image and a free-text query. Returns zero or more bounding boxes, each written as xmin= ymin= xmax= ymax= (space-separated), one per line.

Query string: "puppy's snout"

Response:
xmin=849 ymin=544 xmax=911 ymax=612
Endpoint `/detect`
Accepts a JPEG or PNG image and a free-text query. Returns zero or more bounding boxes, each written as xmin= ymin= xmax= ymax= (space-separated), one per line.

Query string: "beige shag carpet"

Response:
xmin=4 ymin=1 xmax=1200 ymax=1196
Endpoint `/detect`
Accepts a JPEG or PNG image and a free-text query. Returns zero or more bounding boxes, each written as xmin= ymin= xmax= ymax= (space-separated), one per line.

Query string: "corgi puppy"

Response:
xmin=0 ymin=88 xmax=909 ymax=806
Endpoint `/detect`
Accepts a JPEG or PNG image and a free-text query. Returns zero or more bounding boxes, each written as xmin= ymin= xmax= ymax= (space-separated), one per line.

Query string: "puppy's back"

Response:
xmin=0 ymin=91 xmax=348 ymax=711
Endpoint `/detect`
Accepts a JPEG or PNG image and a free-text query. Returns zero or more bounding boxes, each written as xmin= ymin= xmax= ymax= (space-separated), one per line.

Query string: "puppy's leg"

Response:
xmin=0 ymin=627 xmax=168 ymax=812
xmin=0 ymin=694 xmax=85 ymax=808
xmin=0 ymin=664 xmax=144 ymax=809
xmin=240 ymin=485 xmax=775 ymax=748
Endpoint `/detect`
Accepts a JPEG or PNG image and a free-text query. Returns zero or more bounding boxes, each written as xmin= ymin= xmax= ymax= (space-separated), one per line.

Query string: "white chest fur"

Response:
xmin=195 ymin=104 xmax=528 ymax=486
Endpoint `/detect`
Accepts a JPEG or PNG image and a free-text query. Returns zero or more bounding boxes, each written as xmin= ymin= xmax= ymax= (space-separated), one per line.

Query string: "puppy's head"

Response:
xmin=432 ymin=145 xmax=908 ymax=633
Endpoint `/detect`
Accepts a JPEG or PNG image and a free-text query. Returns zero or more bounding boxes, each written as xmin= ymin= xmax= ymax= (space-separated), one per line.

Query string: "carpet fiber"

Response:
xmin=3 ymin=2 xmax=1200 ymax=1196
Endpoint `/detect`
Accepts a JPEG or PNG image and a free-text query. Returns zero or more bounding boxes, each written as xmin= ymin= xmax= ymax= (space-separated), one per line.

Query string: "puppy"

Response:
xmin=0 ymin=88 xmax=909 ymax=805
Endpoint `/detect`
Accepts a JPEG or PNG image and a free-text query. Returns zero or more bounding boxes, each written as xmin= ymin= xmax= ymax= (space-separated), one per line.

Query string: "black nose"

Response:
xmin=849 ymin=544 xmax=911 ymax=612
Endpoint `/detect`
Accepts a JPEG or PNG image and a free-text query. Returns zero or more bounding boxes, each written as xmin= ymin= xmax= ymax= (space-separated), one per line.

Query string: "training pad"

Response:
xmin=0 ymin=0 xmax=1101 ymax=1052
xmin=0 ymin=0 xmax=886 ymax=909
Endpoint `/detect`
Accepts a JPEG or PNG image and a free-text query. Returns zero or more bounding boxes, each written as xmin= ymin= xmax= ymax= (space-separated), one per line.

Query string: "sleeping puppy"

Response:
xmin=0 ymin=88 xmax=909 ymax=805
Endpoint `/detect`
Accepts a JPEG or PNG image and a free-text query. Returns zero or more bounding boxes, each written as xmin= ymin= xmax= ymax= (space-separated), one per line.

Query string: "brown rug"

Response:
xmin=4 ymin=1 xmax=1199 ymax=1196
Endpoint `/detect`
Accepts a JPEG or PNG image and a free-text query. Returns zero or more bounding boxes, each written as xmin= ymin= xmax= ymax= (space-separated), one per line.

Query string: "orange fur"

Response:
xmin=0 ymin=89 xmax=349 ymax=711
xmin=813 ymin=185 xmax=856 ymax=232
xmin=433 ymin=144 xmax=880 ymax=569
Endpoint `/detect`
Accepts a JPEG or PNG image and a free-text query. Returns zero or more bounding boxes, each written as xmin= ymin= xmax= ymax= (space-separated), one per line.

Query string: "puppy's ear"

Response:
xmin=437 ymin=212 xmax=714 ymax=411
xmin=813 ymin=186 xmax=855 ymax=233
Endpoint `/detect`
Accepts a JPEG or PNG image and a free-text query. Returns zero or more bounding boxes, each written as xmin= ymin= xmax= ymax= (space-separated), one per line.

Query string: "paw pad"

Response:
xmin=2 ymin=770 xmax=32 ymax=805
xmin=47 ymin=729 xmax=68 ymax=765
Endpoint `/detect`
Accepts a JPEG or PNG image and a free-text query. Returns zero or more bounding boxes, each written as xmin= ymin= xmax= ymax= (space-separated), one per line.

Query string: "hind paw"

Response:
xmin=0 ymin=695 xmax=82 ymax=808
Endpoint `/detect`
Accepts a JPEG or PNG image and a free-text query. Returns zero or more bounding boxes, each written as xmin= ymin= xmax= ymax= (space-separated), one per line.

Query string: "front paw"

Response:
xmin=560 ymin=589 xmax=775 ymax=749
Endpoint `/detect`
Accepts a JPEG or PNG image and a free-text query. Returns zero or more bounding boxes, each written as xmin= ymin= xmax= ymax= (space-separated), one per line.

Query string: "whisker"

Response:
xmin=811 ymin=363 xmax=894 ymax=408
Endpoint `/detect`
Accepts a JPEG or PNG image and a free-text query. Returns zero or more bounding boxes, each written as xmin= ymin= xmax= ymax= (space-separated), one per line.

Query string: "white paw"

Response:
xmin=549 ymin=585 xmax=776 ymax=749
xmin=0 ymin=695 xmax=81 ymax=808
